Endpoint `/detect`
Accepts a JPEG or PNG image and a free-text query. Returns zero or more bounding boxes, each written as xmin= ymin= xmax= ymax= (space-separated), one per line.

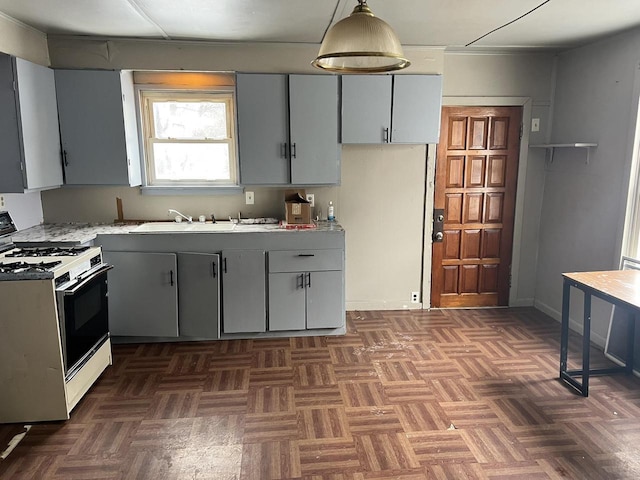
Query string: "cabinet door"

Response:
xmin=222 ymin=250 xmax=266 ymax=333
xmin=391 ymin=75 xmax=443 ymax=144
xmin=341 ymin=75 xmax=392 ymax=144
xmin=236 ymin=74 xmax=289 ymax=185
xmin=289 ymin=75 xmax=340 ymax=185
xmin=55 ymin=70 xmax=140 ymax=186
xmin=0 ymin=54 xmax=24 ymax=193
xmin=306 ymin=270 xmax=344 ymax=329
xmin=103 ymin=251 xmax=178 ymax=337
xmin=15 ymin=58 xmax=63 ymax=191
xmin=178 ymin=253 xmax=220 ymax=338
xmin=268 ymin=272 xmax=306 ymax=331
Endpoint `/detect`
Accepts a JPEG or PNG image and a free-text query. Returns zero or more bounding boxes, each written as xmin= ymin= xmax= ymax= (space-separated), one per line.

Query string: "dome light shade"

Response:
xmin=312 ymin=1 xmax=410 ymax=73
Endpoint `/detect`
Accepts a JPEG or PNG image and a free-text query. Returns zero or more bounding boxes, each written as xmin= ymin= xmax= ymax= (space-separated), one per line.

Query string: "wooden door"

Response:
xmin=431 ymin=106 xmax=521 ymax=308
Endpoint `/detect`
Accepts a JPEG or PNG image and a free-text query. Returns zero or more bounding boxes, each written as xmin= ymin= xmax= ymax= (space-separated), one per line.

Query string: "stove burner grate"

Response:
xmin=0 ymin=260 xmax=63 ymax=274
xmin=5 ymin=246 xmax=90 ymax=257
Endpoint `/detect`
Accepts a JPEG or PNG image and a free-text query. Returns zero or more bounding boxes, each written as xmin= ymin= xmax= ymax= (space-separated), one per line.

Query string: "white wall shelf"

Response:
xmin=530 ymin=143 xmax=598 ymax=164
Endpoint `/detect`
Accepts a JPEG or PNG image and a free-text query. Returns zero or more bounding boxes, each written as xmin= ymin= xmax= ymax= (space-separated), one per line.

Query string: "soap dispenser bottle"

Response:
xmin=327 ymin=201 xmax=335 ymax=221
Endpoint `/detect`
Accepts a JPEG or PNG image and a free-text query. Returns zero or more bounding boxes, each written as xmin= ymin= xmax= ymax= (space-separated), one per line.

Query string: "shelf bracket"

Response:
xmin=529 ymin=143 xmax=598 ymax=165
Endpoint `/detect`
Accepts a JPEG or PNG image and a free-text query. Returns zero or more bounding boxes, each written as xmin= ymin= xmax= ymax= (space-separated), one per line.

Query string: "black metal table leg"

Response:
xmin=581 ymin=292 xmax=591 ymax=397
xmin=627 ymin=312 xmax=637 ymax=374
xmin=560 ymin=278 xmax=571 ymax=378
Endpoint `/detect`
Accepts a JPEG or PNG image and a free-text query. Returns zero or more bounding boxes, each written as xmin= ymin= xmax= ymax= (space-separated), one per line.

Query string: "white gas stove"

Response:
xmin=0 ymin=211 xmax=113 ymax=423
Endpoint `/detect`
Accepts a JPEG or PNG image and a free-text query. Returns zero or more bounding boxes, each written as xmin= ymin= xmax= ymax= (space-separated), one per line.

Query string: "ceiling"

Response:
xmin=1 ymin=0 xmax=640 ymax=51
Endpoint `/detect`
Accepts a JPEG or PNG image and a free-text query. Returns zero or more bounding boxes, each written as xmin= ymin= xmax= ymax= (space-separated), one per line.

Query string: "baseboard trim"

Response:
xmin=346 ymin=301 xmax=423 ymax=311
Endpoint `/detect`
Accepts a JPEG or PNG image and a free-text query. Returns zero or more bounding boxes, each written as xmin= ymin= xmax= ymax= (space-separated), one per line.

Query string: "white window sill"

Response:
xmin=141 ymin=186 xmax=244 ymax=196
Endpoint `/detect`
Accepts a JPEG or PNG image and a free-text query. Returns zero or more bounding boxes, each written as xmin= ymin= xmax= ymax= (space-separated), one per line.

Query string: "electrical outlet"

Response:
xmin=531 ymin=118 xmax=540 ymax=132
xmin=411 ymin=291 xmax=420 ymax=303
xmin=306 ymin=193 xmax=315 ymax=207
xmin=245 ymin=191 xmax=254 ymax=205
xmin=0 ymin=196 xmax=4 ymax=208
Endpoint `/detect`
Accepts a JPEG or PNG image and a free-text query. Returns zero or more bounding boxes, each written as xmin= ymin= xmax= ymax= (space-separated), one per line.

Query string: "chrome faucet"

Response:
xmin=168 ymin=209 xmax=192 ymax=223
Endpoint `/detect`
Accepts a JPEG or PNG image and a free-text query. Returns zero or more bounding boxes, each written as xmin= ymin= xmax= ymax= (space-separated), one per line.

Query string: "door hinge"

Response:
xmin=12 ymin=80 xmax=17 ymax=91
xmin=508 ymin=271 xmax=512 ymax=287
xmin=519 ymin=124 xmax=523 ymax=139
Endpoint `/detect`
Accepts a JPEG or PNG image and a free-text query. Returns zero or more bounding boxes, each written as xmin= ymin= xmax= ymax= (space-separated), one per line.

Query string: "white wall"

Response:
xmin=534 ymin=28 xmax=640 ymax=345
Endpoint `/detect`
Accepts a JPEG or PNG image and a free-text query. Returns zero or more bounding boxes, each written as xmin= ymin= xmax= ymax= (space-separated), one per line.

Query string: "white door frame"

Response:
xmin=422 ymin=96 xmax=533 ymax=308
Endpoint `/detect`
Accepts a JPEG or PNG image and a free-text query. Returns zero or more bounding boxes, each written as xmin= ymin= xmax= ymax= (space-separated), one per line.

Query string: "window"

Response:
xmin=140 ymin=90 xmax=237 ymax=188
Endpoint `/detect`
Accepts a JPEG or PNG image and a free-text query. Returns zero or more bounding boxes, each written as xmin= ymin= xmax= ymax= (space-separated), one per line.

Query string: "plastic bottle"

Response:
xmin=327 ymin=201 xmax=335 ymax=221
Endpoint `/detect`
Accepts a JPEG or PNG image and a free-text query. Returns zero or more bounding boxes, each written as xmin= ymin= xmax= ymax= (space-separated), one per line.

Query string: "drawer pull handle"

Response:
xmin=298 ymin=254 xmax=315 ymax=257
xmin=212 ymin=261 xmax=217 ymax=278
xmin=297 ymin=273 xmax=304 ymax=289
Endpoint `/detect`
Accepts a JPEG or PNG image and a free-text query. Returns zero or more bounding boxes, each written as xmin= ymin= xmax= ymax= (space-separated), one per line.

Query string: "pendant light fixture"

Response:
xmin=312 ymin=0 xmax=410 ymax=73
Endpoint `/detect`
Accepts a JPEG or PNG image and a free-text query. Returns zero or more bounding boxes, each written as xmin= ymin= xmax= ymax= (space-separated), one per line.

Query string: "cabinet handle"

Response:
xmin=297 ymin=254 xmax=315 ymax=257
xmin=212 ymin=261 xmax=217 ymax=278
xmin=223 ymin=257 xmax=227 ymax=273
xmin=297 ymin=273 xmax=304 ymax=289
xmin=291 ymin=143 xmax=297 ymax=158
xmin=383 ymin=127 xmax=389 ymax=143
xmin=170 ymin=270 xmax=174 ymax=286
xmin=306 ymin=272 xmax=311 ymax=288
xmin=62 ymin=150 xmax=69 ymax=167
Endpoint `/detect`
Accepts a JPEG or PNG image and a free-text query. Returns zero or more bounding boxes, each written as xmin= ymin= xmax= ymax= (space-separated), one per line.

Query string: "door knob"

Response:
xmin=434 ymin=232 xmax=444 ymax=241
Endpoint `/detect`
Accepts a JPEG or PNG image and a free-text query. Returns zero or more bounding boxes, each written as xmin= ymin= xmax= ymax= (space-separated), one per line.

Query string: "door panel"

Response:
xmin=431 ymin=106 xmax=521 ymax=308
xmin=447 ymin=156 xmax=464 ymax=187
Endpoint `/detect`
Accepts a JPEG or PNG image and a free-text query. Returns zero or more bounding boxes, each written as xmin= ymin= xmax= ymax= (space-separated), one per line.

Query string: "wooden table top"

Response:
xmin=563 ymin=270 xmax=640 ymax=310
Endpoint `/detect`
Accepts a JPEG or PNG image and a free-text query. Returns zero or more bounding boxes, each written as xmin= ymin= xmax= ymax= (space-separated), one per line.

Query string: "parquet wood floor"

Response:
xmin=2 ymin=307 xmax=640 ymax=479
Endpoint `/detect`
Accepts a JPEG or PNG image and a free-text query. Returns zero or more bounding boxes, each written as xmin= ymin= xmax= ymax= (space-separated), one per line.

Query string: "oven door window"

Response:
xmin=62 ymin=272 xmax=109 ymax=375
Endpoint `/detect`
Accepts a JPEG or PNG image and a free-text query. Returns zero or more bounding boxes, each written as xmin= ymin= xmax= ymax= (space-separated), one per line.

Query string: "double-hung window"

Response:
xmin=140 ymin=90 xmax=237 ymax=188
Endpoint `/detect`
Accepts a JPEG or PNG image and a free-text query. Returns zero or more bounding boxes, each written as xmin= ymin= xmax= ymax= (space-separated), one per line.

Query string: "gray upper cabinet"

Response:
xmin=289 ymin=75 xmax=340 ymax=185
xmin=236 ymin=74 xmax=289 ymax=185
xmin=0 ymin=54 xmax=63 ymax=193
xmin=342 ymin=75 xmax=392 ymax=144
xmin=55 ymin=70 xmax=142 ymax=186
xmin=236 ymin=73 xmax=340 ymax=186
xmin=342 ymin=74 xmax=443 ymax=144
xmin=392 ymin=75 xmax=443 ymax=144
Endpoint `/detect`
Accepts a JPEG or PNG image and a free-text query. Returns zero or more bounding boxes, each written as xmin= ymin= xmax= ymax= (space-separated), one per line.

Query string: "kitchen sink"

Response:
xmin=131 ymin=222 xmax=237 ymax=233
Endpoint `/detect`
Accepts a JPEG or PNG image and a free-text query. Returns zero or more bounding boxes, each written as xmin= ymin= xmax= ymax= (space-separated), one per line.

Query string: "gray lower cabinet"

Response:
xmin=305 ymin=270 xmax=344 ymax=329
xmin=103 ymin=251 xmax=179 ymax=337
xmin=177 ymin=253 xmax=220 ymax=338
xmin=268 ymin=250 xmax=344 ymax=331
xmin=0 ymin=54 xmax=63 ymax=192
xmin=54 ymin=69 xmax=142 ymax=186
xmin=222 ymin=249 xmax=266 ymax=333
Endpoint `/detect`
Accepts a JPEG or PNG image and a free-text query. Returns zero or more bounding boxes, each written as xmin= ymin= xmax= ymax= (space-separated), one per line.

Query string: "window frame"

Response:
xmin=137 ymin=86 xmax=239 ymax=190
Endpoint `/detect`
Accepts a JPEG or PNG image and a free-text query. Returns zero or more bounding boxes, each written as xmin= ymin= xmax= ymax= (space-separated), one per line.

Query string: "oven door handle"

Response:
xmin=62 ymin=264 xmax=114 ymax=295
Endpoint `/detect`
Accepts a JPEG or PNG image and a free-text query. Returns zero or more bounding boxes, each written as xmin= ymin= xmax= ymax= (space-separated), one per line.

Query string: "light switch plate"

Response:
xmin=531 ymin=118 xmax=540 ymax=132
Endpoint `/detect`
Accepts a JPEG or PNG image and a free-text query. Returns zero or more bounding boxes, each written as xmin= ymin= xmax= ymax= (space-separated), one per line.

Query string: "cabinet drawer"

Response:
xmin=269 ymin=249 xmax=343 ymax=273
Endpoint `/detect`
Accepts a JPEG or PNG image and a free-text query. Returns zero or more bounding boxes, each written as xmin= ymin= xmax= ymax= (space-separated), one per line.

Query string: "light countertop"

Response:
xmin=11 ymin=221 xmax=344 ymax=245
